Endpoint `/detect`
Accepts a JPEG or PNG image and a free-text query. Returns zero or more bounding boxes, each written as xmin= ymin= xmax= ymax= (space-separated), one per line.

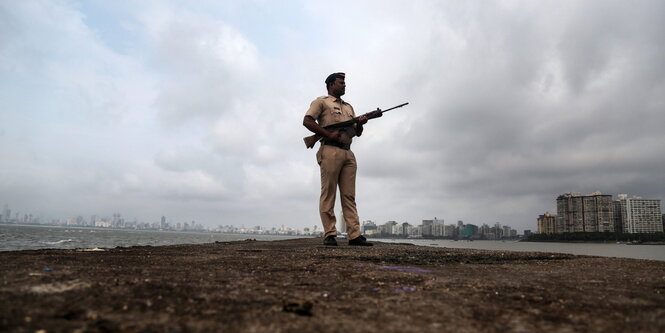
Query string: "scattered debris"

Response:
xmin=376 ymin=265 xmax=431 ymax=273
xmin=282 ymin=299 xmax=313 ymax=316
xmin=77 ymin=248 xmax=105 ymax=252
xmin=28 ymin=280 xmax=90 ymax=294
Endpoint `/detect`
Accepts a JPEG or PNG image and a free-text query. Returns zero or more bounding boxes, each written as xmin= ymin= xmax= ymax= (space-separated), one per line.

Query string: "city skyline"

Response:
xmin=2 ymin=1 xmax=665 ymax=232
xmin=3 ymin=189 xmax=663 ymax=234
xmin=1 ymin=201 xmax=523 ymax=240
xmin=1 ymin=202 xmax=516 ymax=233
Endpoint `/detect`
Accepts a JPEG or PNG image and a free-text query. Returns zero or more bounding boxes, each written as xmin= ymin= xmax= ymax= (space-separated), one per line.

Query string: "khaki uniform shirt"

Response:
xmin=305 ymin=95 xmax=356 ymax=144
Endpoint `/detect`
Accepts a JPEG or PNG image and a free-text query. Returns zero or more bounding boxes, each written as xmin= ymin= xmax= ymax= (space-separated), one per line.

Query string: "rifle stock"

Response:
xmin=304 ymin=134 xmax=322 ymax=149
xmin=303 ymin=102 xmax=408 ymax=149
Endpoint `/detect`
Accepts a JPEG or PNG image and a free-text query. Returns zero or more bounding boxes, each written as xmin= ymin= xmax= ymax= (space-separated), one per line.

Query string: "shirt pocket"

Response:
xmin=331 ymin=109 xmax=343 ymax=123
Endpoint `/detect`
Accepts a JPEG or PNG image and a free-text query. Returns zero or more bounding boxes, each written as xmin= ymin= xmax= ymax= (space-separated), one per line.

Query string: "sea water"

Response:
xmin=0 ymin=224 xmax=299 ymax=252
xmin=2 ymin=225 xmax=664 ymax=261
xmin=376 ymin=238 xmax=665 ymax=261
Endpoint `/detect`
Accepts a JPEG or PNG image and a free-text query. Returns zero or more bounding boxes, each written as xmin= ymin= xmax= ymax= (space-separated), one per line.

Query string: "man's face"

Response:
xmin=330 ymin=78 xmax=346 ymax=97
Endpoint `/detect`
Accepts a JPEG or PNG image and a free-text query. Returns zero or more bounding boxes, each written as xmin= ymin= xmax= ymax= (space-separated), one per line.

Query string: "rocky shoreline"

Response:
xmin=1 ymin=238 xmax=664 ymax=332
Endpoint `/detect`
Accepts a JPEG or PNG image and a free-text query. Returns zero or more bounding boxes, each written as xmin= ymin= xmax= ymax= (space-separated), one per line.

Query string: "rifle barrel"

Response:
xmin=381 ymin=102 xmax=409 ymax=113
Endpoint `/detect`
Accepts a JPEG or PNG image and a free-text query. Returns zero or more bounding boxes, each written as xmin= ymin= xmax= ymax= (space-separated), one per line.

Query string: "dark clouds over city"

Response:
xmin=1 ymin=1 xmax=664 ymax=231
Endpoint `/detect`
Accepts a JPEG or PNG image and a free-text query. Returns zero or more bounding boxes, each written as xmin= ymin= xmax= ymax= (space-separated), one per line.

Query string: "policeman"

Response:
xmin=303 ymin=72 xmax=373 ymax=246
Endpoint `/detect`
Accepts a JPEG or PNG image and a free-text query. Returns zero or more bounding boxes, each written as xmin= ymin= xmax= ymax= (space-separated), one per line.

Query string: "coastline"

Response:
xmin=521 ymin=239 xmax=665 ymax=245
xmin=1 ymin=238 xmax=664 ymax=332
xmin=376 ymin=237 xmax=665 ymax=261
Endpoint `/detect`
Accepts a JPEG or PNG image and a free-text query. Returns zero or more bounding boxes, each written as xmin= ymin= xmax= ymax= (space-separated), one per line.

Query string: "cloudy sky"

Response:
xmin=1 ymin=0 xmax=664 ymax=231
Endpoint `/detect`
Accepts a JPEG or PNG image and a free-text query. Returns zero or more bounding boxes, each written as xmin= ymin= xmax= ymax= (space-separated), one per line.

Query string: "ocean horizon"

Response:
xmin=2 ymin=224 xmax=664 ymax=261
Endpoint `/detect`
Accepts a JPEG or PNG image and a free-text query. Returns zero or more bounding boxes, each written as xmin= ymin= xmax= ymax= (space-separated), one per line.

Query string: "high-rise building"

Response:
xmin=613 ymin=200 xmax=624 ymax=233
xmin=503 ymin=226 xmax=512 ymax=238
xmin=361 ymin=220 xmax=377 ymax=235
xmin=479 ymin=224 xmax=491 ymax=237
xmin=444 ymin=224 xmax=456 ymax=238
xmin=425 ymin=218 xmax=444 ymax=237
xmin=337 ymin=209 xmax=347 ymax=234
xmin=616 ymin=194 xmax=663 ymax=234
xmin=401 ymin=222 xmax=412 ymax=236
xmin=379 ymin=221 xmax=398 ymax=235
xmin=492 ymin=222 xmax=503 ymax=239
xmin=556 ymin=192 xmax=615 ymax=233
xmin=461 ymin=224 xmax=478 ymax=238
xmin=2 ymin=204 xmax=11 ymax=223
xmin=537 ymin=212 xmax=557 ymax=234
xmin=420 ymin=219 xmax=434 ymax=236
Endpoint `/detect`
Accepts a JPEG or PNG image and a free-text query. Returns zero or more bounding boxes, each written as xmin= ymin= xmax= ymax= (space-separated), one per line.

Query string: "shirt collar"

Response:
xmin=328 ymin=94 xmax=345 ymax=103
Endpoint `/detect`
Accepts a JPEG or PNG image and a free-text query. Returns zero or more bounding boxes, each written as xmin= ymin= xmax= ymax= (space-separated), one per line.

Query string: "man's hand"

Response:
xmin=358 ymin=115 xmax=368 ymax=124
xmin=304 ymin=115 xmax=342 ymax=142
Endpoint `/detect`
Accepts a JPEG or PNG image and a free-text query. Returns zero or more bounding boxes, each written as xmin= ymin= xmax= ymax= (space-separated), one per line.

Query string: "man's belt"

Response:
xmin=323 ymin=141 xmax=351 ymax=150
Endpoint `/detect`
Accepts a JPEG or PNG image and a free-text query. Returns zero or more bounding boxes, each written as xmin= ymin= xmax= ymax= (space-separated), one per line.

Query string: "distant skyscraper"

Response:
xmin=616 ymin=194 xmax=663 ymax=234
xmin=379 ymin=221 xmax=398 ymax=235
xmin=556 ymin=192 xmax=615 ymax=233
xmin=493 ymin=222 xmax=502 ymax=238
xmin=613 ymin=200 xmax=624 ymax=233
xmin=432 ymin=218 xmax=445 ymax=237
xmin=479 ymin=224 xmax=491 ymax=237
xmin=401 ymin=222 xmax=411 ymax=236
xmin=361 ymin=220 xmax=377 ymax=235
xmin=421 ymin=219 xmax=434 ymax=236
xmin=461 ymin=224 xmax=478 ymax=238
xmin=2 ymin=204 xmax=10 ymax=223
xmin=503 ymin=226 xmax=512 ymax=238
xmin=444 ymin=224 xmax=456 ymax=237
xmin=537 ymin=212 xmax=557 ymax=234
xmin=337 ymin=209 xmax=347 ymax=234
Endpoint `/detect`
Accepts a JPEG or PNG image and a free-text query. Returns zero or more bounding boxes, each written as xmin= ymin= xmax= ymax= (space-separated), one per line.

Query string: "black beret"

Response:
xmin=325 ymin=72 xmax=345 ymax=85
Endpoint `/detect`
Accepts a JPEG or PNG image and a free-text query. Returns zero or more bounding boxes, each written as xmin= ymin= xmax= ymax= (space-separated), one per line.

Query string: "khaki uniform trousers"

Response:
xmin=316 ymin=145 xmax=360 ymax=239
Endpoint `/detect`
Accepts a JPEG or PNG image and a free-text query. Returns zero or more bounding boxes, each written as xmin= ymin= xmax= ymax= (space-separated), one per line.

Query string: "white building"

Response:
xmin=337 ymin=209 xmax=347 ymax=235
xmin=95 ymin=221 xmax=111 ymax=228
xmin=379 ymin=221 xmax=398 ymax=235
xmin=617 ymin=194 xmax=663 ymax=233
xmin=432 ymin=218 xmax=445 ymax=237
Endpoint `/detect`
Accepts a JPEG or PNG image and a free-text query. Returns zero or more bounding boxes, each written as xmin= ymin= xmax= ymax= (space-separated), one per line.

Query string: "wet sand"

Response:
xmin=1 ymin=238 xmax=664 ymax=332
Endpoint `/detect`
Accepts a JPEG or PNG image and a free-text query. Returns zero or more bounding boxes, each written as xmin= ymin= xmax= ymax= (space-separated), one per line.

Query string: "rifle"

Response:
xmin=303 ymin=102 xmax=408 ymax=148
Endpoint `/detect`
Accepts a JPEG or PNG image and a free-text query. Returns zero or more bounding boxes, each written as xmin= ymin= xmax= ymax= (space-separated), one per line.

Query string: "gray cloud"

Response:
xmin=143 ymin=8 xmax=260 ymax=126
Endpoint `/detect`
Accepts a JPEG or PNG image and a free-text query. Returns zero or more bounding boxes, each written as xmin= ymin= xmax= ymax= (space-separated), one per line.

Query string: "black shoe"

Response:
xmin=323 ymin=236 xmax=338 ymax=246
xmin=349 ymin=235 xmax=373 ymax=246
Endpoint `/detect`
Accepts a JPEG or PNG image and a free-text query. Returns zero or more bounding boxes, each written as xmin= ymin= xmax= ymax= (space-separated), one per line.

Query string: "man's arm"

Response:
xmin=303 ymin=116 xmax=341 ymax=142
